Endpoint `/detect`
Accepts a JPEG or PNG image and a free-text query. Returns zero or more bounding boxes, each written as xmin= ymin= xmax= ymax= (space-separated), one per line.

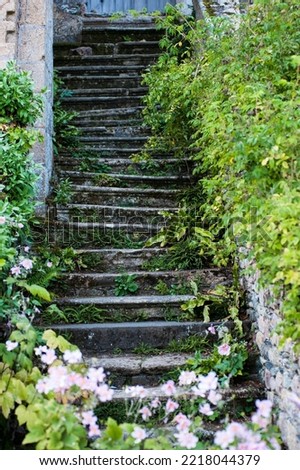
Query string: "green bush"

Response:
xmin=142 ymin=1 xmax=300 ymax=348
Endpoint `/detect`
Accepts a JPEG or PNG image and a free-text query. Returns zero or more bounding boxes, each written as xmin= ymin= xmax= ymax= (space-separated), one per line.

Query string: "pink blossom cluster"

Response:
xmin=81 ymin=410 xmax=101 ymax=438
xmin=10 ymin=257 xmax=34 ymax=276
xmin=214 ymin=400 xmax=280 ymax=450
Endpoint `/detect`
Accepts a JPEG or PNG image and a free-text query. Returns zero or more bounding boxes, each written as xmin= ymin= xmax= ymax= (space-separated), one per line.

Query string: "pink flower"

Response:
xmin=208 ymin=325 xmax=216 ymax=335
xmin=6 ymin=340 xmax=19 ymax=351
xmin=63 ymin=349 xmax=82 ymax=364
xmin=46 ymin=261 xmax=53 ymax=268
xmin=139 ymin=406 xmax=152 ymax=421
xmin=0 ymin=216 xmax=6 ymax=224
xmin=36 ymin=379 xmax=48 ymax=394
xmin=161 ymin=380 xmax=176 ymax=396
xmin=218 ymin=343 xmax=231 ymax=356
xmin=81 ymin=411 xmax=97 ymax=426
xmin=208 ymin=389 xmax=222 ymax=405
xmin=255 ymin=399 xmax=273 ymax=418
xmin=179 ymin=370 xmax=197 ymax=386
xmin=175 ymin=431 xmax=198 ymax=449
xmin=87 ymin=367 xmax=106 ymax=384
xmin=20 ymin=258 xmax=33 ymax=270
xmin=125 ymin=385 xmax=148 ymax=399
xmin=40 ymin=348 xmax=57 ymax=365
xmin=251 ymin=413 xmax=269 ymax=429
xmin=18 ymin=223 xmax=24 ymax=229
xmin=214 ymin=430 xmax=235 ymax=449
xmin=11 ymin=266 xmax=21 ymax=276
xmin=194 ymin=371 xmax=218 ymax=396
xmin=131 ymin=427 xmax=147 ymax=444
xmin=95 ymin=384 xmax=114 ymax=402
xmin=24 ymin=246 xmax=30 ymax=253
xmin=165 ymin=398 xmax=179 ymax=413
xmin=88 ymin=424 xmax=101 ymax=438
xmin=150 ymin=397 xmax=161 ymax=409
xmin=199 ymin=402 xmax=213 ymax=416
xmin=226 ymin=422 xmax=247 ymax=439
xmin=174 ymin=413 xmax=191 ymax=432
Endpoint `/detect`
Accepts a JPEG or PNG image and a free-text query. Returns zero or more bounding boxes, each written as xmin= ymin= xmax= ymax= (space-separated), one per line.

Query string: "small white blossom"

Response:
xmin=6 ymin=340 xmax=19 ymax=351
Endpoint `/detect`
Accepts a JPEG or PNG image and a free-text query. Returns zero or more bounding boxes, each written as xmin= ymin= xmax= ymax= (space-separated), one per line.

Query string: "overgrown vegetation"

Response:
xmin=141 ymin=1 xmax=300 ymax=349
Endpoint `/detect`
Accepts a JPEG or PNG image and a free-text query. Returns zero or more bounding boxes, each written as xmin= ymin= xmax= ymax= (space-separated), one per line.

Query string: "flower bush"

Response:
xmin=0 ymin=321 xmax=281 ymax=450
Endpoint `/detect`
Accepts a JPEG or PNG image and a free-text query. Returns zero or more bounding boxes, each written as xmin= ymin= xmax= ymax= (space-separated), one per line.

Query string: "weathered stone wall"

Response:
xmin=0 ymin=0 xmax=17 ymax=67
xmin=0 ymin=0 xmax=53 ymax=213
xmin=241 ymin=262 xmax=300 ymax=449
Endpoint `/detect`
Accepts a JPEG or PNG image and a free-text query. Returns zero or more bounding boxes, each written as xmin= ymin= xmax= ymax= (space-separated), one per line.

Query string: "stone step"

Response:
xmin=77 ymin=136 xmax=148 ymax=148
xmin=55 ymin=157 xmax=190 ymax=175
xmin=54 ymin=40 xmax=160 ymax=57
xmin=55 ymin=53 xmax=159 ymax=67
xmin=86 ymin=352 xmax=191 ymax=387
xmin=56 ymin=268 xmax=230 ymax=298
xmin=82 ymin=24 xmax=163 ymax=44
xmin=55 ymin=295 xmax=195 ymax=323
xmin=56 ymin=171 xmax=189 ymax=188
xmin=61 ymin=75 xmax=143 ymax=90
xmin=74 ymin=247 xmax=166 ymax=272
xmin=49 ymin=320 xmax=251 ymax=354
xmin=74 ymin=125 xmax=150 ymax=137
xmin=68 ymin=185 xmax=179 ymax=206
xmin=64 ymin=147 xmax=172 ymax=159
xmin=62 ymin=95 xmax=143 ymax=111
xmin=56 ymin=204 xmax=176 ymax=224
xmin=75 ymin=106 xmax=144 ymax=121
xmin=56 ymin=64 xmax=147 ymax=77
xmin=67 ymin=87 xmax=148 ymax=98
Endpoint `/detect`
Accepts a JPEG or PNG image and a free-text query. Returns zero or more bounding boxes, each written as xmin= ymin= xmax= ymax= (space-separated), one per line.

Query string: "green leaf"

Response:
xmin=105 ymin=418 xmax=123 ymax=442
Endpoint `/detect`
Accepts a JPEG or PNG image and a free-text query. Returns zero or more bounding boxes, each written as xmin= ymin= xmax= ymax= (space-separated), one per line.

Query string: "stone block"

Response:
xmin=18 ymin=25 xmax=46 ymax=63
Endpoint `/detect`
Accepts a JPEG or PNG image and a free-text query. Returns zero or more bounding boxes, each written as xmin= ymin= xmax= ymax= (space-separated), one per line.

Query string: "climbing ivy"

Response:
xmin=142 ymin=1 xmax=300 ymax=349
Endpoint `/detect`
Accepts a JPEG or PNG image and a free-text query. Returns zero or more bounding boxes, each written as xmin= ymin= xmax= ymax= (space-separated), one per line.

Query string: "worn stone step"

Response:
xmin=66 ymin=147 xmax=172 ymax=159
xmin=55 ymin=295 xmax=195 ymax=323
xmin=82 ymin=24 xmax=163 ymax=44
xmin=77 ymin=136 xmax=148 ymax=148
xmin=74 ymin=247 xmax=166 ymax=272
xmin=54 ymin=41 xmax=160 ymax=58
xmin=49 ymin=320 xmax=251 ymax=354
xmin=86 ymin=352 xmax=191 ymax=387
xmin=56 ymin=64 xmax=147 ymax=77
xmin=55 ymin=157 xmax=190 ymax=175
xmin=61 ymin=75 xmax=143 ymax=90
xmin=56 ymin=268 xmax=230 ymax=298
xmin=57 ymin=171 xmax=189 ymax=188
xmin=74 ymin=125 xmax=150 ymax=137
xmin=75 ymin=106 xmax=144 ymax=121
xmin=68 ymin=87 xmax=148 ymax=98
xmin=62 ymin=95 xmax=143 ymax=111
xmin=69 ymin=185 xmax=179 ymax=206
xmin=56 ymin=204 xmax=176 ymax=224
xmin=55 ymin=53 xmax=159 ymax=67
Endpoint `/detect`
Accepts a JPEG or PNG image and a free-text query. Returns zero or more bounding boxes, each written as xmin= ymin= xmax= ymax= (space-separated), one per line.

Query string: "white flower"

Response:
xmin=150 ymin=397 xmax=161 ymax=409
xmin=88 ymin=424 xmax=101 ymax=438
xmin=131 ymin=427 xmax=147 ymax=444
xmin=87 ymin=367 xmax=106 ymax=384
xmin=199 ymin=402 xmax=213 ymax=416
xmin=218 ymin=343 xmax=231 ymax=356
xmin=255 ymin=399 xmax=273 ymax=418
xmin=139 ymin=406 xmax=152 ymax=421
xmin=63 ymin=349 xmax=82 ymax=364
xmin=46 ymin=261 xmax=53 ymax=268
xmin=175 ymin=431 xmax=198 ymax=449
xmin=24 ymin=246 xmax=30 ymax=252
xmin=165 ymin=398 xmax=179 ymax=413
xmin=40 ymin=348 xmax=57 ymax=365
xmin=251 ymin=413 xmax=269 ymax=429
xmin=214 ymin=430 xmax=235 ymax=449
xmin=81 ymin=411 xmax=97 ymax=426
xmin=95 ymin=384 xmax=114 ymax=402
xmin=208 ymin=389 xmax=222 ymax=405
xmin=20 ymin=258 xmax=33 ymax=270
xmin=208 ymin=325 xmax=216 ymax=334
xmin=18 ymin=223 xmax=24 ymax=229
xmin=179 ymin=370 xmax=197 ymax=386
xmin=34 ymin=345 xmax=48 ymax=356
xmin=11 ymin=266 xmax=21 ymax=276
xmin=161 ymin=380 xmax=176 ymax=396
xmin=174 ymin=413 xmax=191 ymax=432
xmin=125 ymin=385 xmax=148 ymax=398
xmin=0 ymin=216 xmax=6 ymax=224
xmin=6 ymin=340 xmax=19 ymax=351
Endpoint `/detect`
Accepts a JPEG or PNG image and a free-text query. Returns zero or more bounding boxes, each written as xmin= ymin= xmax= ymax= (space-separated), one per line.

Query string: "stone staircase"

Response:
xmin=48 ymin=18 xmax=264 ymax=430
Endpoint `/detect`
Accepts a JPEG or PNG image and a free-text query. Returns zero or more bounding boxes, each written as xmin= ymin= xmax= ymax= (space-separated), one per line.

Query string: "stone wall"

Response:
xmin=0 ymin=0 xmax=17 ymax=67
xmin=0 ymin=0 xmax=53 ymax=213
xmin=241 ymin=262 xmax=300 ymax=449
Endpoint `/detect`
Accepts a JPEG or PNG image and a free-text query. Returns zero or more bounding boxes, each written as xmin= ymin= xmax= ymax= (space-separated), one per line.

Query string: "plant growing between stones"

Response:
xmin=114 ymin=274 xmax=139 ymax=296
